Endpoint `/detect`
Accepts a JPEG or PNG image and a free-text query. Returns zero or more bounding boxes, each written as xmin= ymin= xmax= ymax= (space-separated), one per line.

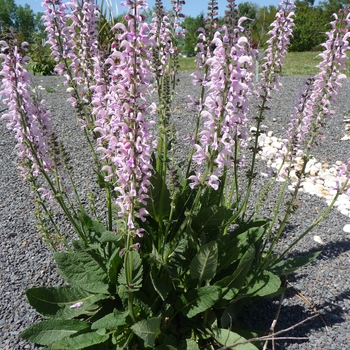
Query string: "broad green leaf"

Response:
xmin=131 ymin=317 xmax=161 ymax=347
xmin=108 ymin=248 xmax=122 ymax=284
xmin=155 ymin=334 xmax=178 ymax=349
xmin=177 ymin=285 xmax=221 ymax=318
xmin=91 ymin=309 xmax=128 ymax=330
xmin=191 ymin=205 xmax=233 ymax=235
xmin=20 ymin=319 xmax=89 ymax=346
xmin=242 ymin=270 xmax=281 ymax=298
xmin=54 ymin=251 xmax=109 ymax=294
xmin=167 ymin=239 xmax=188 ymax=267
xmin=269 ymin=251 xmax=321 ymax=276
xmin=51 ymin=331 xmax=109 ymax=349
xmin=118 ymin=251 xmax=143 ymax=292
xmin=156 ymin=345 xmax=178 ymax=350
xmin=190 ymin=241 xmax=218 ymax=283
xmin=145 ymin=170 xmax=171 ymax=222
xmin=150 ymin=268 xmax=170 ymax=301
xmin=185 ymin=339 xmax=200 ymax=350
xmin=217 ymin=222 xmax=268 ymax=273
xmin=212 ymin=328 xmax=258 ymax=350
xmin=25 ymin=286 xmax=107 ymax=319
xmin=99 ymin=230 xmax=124 ymax=244
xmin=115 ymin=331 xmax=134 ymax=349
xmin=232 ymin=220 xmax=268 ymax=239
xmin=215 ymin=245 xmax=255 ymax=295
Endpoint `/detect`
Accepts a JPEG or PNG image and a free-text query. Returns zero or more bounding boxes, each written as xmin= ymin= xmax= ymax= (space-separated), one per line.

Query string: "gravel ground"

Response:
xmin=1 ymin=73 xmax=350 ymax=349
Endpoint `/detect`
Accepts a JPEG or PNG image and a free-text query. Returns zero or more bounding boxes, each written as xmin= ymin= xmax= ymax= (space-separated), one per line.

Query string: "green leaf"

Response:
xmin=91 ymin=309 xmax=128 ymax=330
xmin=215 ymin=245 xmax=255 ymax=294
xmin=156 ymin=345 xmax=178 ymax=350
xmin=217 ymin=221 xmax=268 ymax=273
xmin=145 ymin=170 xmax=171 ymax=222
xmin=108 ymin=248 xmax=122 ymax=284
xmin=54 ymin=251 xmax=109 ymax=294
xmin=115 ymin=331 xmax=134 ymax=349
xmin=177 ymin=285 xmax=221 ymax=318
xmin=150 ymin=268 xmax=170 ymax=301
xmin=99 ymin=230 xmax=124 ymax=244
xmin=20 ymin=319 xmax=89 ymax=346
xmin=25 ymin=286 xmax=107 ymax=319
xmin=51 ymin=331 xmax=109 ymax=349
xmin=118 ymin=251 xmax=143 ymax=292
xmin=155 ymin=334 xmax=178 ymax=349
xmin=269 ymin=251 xmax=321 ymax=276
xmin=242 ymin=270 xmax=281 ymax=298
xmin=192 ymin=205 xmax=232 ymax=235
xmin=212 ymin=328 xmax=258 ymax=350
xmin=167 ymin=238 xmax=189 ymax=267
xmin=184 ymin=339 xmax=200 ymax=350
xmin=131 ymin=317 xmax=161 ymax=347
xmin=190 ymin=241 xmax=218 ymax=283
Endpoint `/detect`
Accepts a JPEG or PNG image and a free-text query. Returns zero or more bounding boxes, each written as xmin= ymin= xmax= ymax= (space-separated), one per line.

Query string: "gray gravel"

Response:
xmin=1 ymin=73 xmax=350 ymax=349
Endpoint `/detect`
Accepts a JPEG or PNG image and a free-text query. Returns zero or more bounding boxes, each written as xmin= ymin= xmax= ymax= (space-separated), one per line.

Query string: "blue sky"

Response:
xmin=15 ymin=0 xmax=284 ymax=17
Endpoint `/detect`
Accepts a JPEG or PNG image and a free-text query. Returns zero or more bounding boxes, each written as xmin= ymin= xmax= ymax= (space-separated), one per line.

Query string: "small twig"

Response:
xmin=263 ymin=283 xmax=285 ymax=350
xmin=217 ymin=314 xmax=318 ymax=350
xmin=286 ymin=280 xmax=329 ymax=332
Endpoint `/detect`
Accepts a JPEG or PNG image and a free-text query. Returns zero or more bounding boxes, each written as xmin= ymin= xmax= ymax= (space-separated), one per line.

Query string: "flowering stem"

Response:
xmin=184 ymin=67 xmax=209 ymax=185
xmin=239 ymin=97 xmax=267 ymax=218
xmin=270 ymin=179 xmax=348 ymax=267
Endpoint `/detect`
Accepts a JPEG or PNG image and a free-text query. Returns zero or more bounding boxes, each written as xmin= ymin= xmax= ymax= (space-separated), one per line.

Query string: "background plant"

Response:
xmin=1 ymin=0 xmax=350 ymax=349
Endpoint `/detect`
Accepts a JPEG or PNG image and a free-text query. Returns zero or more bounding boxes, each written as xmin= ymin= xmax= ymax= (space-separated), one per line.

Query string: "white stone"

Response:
xmin=340 ymin=208 xmax=350 ymax=217
xmin=313 ymin=235 xmax=324 ymax=244
xmin=289 ymin=169 xmax=298 ymax=182
xmin=267 ymin=130 xmax=273 ymax=137
xmin=336 ymin=161 xmax=343 ymax=166
xmin=263 ymin=136 xmax=272 ymax=145
xmin=303 ymin=182 xmax=318 ymax=195
xmin=324 ymin=177 xmax=338 ymax=189
xmin=343 ymin=224 xmax=350 ymax=233
xmin=288 ymin=184 xmax=296 ymax=191
xmin=341 ymin=135 xmax=350 ymax=141
xmin=264 ymin=147 xmax=276 ymax=160
xmin=272 ymin=141 xmax=283 ymax=150
xmin=309 ymin=165 xmax=319 ymax=177
xmin=328 ymin=167 xmax=337 ymax=175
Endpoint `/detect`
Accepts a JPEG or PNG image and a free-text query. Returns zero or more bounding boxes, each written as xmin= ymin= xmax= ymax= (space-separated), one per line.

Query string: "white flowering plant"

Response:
xmin=1 ymin=0 xmax=350 ymax=349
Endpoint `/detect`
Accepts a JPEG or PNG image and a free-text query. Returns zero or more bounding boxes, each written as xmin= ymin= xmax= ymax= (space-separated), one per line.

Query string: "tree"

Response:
xmin=290 ymin=0 xmax=327 ymax=51
xmin=319 ymin=0 xmax=346 ymax=19
xmin=0 ymin=0 xmax=16 ymax=29
xmin=238 ymin=1 xmax=259 ymax=20
xmin=181 ymin=13 xmax=206 ymax=55
xmin=251 ymin=5 xmax=278 ymax=48
xmin=15 ymin=4 xmax=35 ymax=41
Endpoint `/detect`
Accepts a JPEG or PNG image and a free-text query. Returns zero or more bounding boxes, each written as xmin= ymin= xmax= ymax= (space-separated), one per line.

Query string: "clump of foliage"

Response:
xmin=1 ymin=0 xmax=350 ymax=349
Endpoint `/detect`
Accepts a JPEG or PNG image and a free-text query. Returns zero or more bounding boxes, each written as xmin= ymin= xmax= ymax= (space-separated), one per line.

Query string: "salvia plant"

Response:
xmin=1 ymin=0 xmax=350 ymax=348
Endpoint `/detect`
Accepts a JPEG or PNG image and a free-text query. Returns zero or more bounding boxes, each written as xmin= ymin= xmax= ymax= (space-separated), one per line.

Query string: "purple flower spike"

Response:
xmin=0 ymin=40 xmax=64 ymax=199
xmin=92 ymin=0 xmax=154 ymax=229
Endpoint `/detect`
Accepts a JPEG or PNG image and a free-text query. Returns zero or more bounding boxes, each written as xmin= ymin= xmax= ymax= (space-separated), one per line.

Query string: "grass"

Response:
xmin=179 ymin=51 xmax=350 ymax=76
